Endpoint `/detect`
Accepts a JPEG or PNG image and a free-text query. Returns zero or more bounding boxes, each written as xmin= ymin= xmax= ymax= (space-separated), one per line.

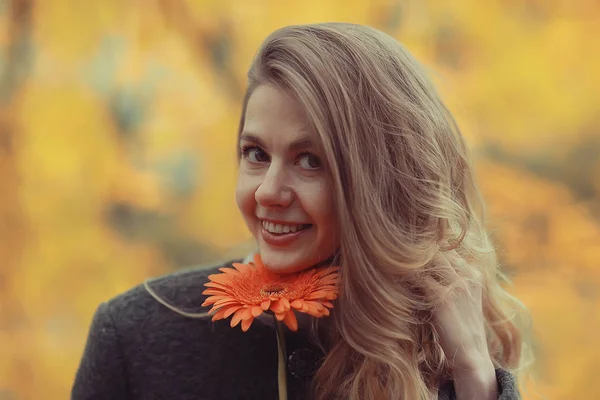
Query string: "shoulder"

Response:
xmin=103 ymin=259 xmax=241 ymax=324
xmin=437 ymin=369 xmax=521 ymax=400
xmin=74 ymin=258 xmax=281 ymax=399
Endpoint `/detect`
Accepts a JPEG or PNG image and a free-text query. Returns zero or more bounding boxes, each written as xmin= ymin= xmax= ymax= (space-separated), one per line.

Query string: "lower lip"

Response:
xmin=261 ymin=226 xmax=312 ymax=246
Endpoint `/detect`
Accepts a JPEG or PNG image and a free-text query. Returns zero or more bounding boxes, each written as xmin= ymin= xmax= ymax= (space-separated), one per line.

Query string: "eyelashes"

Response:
xmin=240 ymin=145 xmax=269 ymax=163
xmin=296 ymin=152 xmax=322 ymax=169
xmin=240 ymin=144 xmax=258 ymax=157
xmin=239 ymin=144 xmax=322 ymax=170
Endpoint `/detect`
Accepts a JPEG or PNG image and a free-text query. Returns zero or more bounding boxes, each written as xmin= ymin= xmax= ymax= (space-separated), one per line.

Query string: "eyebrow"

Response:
xmin=239 ymin=132 xmax=316 ymax=152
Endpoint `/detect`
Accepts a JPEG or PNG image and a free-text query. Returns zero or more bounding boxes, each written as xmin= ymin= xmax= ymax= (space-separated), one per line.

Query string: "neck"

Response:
xmin=244 ymin=251 xmax=339 ymax=271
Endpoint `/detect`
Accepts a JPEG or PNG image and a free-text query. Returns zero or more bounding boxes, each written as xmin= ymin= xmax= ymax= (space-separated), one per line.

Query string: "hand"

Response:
xmin=429 ymin=254 xmax=498 ymax=400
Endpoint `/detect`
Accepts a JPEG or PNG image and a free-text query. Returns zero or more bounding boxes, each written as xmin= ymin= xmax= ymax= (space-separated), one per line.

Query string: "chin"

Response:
xmin=259 ymin=247 xmax=314 ymax=274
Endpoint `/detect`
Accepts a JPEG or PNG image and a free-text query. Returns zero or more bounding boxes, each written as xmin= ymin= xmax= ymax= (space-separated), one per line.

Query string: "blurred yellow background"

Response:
xmin=1 ymin=0 xmax=599 ymax=398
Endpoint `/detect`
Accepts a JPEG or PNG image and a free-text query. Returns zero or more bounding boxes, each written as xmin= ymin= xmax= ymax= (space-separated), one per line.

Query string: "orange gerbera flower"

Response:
xmin=201 ymin=254 xmax=339 ymax=332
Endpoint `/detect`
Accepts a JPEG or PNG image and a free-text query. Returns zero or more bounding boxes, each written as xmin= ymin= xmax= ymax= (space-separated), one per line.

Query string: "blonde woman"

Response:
xmin=73 ymin=23 xmax=531 ymax=400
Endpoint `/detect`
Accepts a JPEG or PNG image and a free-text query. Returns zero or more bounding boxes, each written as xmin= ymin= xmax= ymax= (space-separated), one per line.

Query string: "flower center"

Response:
xmin=261 ymin=284 xmax=286 ymax=296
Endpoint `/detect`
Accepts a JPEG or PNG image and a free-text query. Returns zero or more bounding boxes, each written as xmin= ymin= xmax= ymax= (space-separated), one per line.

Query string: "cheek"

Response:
xmin=300 ymin=182 xmax=336 ymax=226
xmin=315 ymin=183 xmax=338 ymax=248
xmin=306 ymin=185 xmax=339 ymax=257
xmin=235 ymin=176 xmax=257 ymax=219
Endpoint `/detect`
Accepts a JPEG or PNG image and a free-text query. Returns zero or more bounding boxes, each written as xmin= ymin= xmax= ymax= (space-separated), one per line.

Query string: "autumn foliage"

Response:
xmin=0 ymin=1 xmax=598 ymax=398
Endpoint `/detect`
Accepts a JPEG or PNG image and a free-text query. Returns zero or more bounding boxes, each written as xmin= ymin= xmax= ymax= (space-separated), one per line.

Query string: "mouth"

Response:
xmin=260 ymin=220 xmax=313 ymax=246
xmin=261 ymin=220 xmax=312 ymax=234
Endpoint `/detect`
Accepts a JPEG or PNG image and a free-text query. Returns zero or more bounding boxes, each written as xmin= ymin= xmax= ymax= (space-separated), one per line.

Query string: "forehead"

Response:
xmin=242 ymin=84 xmax=319 ymax=144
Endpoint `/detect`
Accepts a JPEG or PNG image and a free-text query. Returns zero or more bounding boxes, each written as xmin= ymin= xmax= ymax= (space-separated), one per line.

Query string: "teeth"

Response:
xmin=262 ymin=221 xmax=307 ymax=234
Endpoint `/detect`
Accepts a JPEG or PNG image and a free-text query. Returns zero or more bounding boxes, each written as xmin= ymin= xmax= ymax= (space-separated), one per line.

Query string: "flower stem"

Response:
xmin=274 ymin=316 xmax=288 ymax=400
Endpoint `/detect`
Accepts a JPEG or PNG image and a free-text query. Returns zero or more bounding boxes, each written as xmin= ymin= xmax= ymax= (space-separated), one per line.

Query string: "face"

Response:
xmin=236 ymin=84 xmax=338 ymax=274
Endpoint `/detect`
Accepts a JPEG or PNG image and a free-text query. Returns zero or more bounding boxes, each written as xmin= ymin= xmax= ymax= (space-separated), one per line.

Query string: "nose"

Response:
xmin=255 ymin=163 xmax=294 ymax=208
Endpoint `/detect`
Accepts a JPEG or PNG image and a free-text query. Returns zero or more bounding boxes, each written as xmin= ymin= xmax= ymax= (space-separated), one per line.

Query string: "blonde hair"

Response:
xmin=239 ymin=23 xmax=534 ymax=399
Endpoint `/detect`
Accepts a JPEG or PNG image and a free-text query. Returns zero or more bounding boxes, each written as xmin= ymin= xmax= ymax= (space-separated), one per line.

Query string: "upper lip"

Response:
xmin=260 ymin=218 xmax=310 ymax=225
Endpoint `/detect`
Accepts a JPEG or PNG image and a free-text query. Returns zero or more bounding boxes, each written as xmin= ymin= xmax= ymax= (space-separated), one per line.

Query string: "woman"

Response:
xmin=72 ymin=23 xmax=531 ymax=399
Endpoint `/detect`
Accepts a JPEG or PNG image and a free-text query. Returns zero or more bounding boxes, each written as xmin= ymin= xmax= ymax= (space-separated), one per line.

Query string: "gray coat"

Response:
xmin=72 ymin=260 xmax=520 ymax=399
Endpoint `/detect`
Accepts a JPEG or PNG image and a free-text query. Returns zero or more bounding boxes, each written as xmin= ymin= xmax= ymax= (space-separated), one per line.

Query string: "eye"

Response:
xmin=297 ymin=153 xmax=321 ymax=170
xmin=241 ymin=146 xmax=270 ymax=163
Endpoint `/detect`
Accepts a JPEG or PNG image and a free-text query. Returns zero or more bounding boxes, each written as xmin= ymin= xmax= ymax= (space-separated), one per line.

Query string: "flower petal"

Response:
xmin=230 ymin=308 xmax=247 ymax=328
xmin=214 ymin=297 xmax=238 ymax=306
xmin=211 ymin=307 xmax=228 ymax=321
xmin=218 ymin=267 xmax=242 ymax=276
xmin=260 ymin=299 xmax=271 ymax=310
xmin=313 ymin=268 xmax=329 ymax=278
xmin=253 ymin=253 xmax=264 ymax=269
xmin=232 ymin=263 xmax=252 ymax=273
xmin=291 ymin=299 xmax=304 ymax=309
xmin=279 ymin=297 xmax=291 ymax=311
xmin=208 ymin=273 xmax=235 ymax=285
xmin=306 ymin=301 xmax=325 ymax=311
xmin=275 ymin=312 xmax=286 ymax=321
xmin=204 ymin=282 xmax=230 ymax=290
xmin=205 ymin=295 xmax=230 ymax=303
xmin=208 ymin=301 xmax=239 ymax=315
xmin=203 ymin=297 xmax=233 ymax=307
xmin=241 ymin=317 xmax=254 ymax=332
xmin=241 ymin=307 xmax=253 ymax=320
xmin=270 ymin=299 xmax=285 ymax=313
xmin=282 ymin=311 xmax=298 ymax=331
xmin=318 ymin=275 xmax=339 ymax=284
xmin=251 ymin=305 xmax=263 ymax=317
xmin=202 ymin=288 xmax=225 ymax=296
xmin=299 ymin=301 xmax=323 ymax=317
xmin=324 ymin=292 xmax=338 ymax=300
xmin=223 ymin=305 xmax=243 ymax=319
xmin=305 ymin=290 xmax=334 ymax=300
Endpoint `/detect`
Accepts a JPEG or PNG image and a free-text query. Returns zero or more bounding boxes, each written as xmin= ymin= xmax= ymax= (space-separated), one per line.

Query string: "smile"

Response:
xmin=260 ymin=220 xmax=313 ymax=247
xmin=261 ymin=220 xmax=311 ymax=234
